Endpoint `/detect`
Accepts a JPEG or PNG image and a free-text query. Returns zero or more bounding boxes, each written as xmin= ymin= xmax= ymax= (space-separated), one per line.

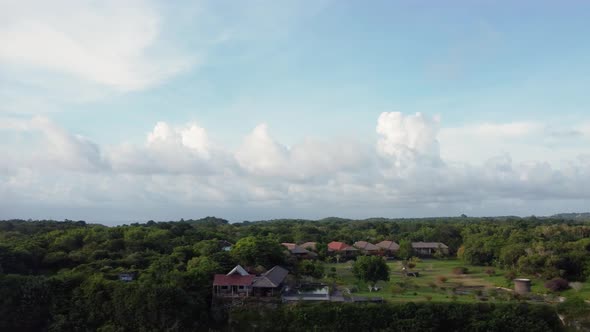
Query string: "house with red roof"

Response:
xmin=213 ymin=265 xmax=254 ymax=297
xmin=327 ymin=241 xmax=345 ymax=251
xmin=327 ymin=241 xmax=357 ymax=260
xmin=213 ymin=265 xmax=290 ymax=297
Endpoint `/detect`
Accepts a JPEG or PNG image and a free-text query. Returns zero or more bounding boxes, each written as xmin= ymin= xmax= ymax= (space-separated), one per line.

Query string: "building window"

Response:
xmin=239 ymin=286 xmax=244 ymax=290
xmin=221 ymin=286 xmax=228 ymax=290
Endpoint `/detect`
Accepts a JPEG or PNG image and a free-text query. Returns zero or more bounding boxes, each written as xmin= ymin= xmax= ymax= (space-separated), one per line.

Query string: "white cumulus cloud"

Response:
xmin=1 ymin=113 xmax=590 ymax=221
xmin=235 ymin=123 xmax=369 ymax=181
xmin=376 ymin=112 xmax=440 ymax=161
xmin=235 ymin=123 xmax=290 ymax=176
xmin=0 ymin=0 xmax=193 ymax=92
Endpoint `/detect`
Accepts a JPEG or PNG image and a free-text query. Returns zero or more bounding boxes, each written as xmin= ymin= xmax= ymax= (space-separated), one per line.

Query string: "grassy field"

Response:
xmin=323 ymin=258 xmax=590 ymax=303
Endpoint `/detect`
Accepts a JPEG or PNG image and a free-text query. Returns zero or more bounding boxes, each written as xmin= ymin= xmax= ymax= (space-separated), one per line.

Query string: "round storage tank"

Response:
xmin=513 ymin=278 xmax=531 ymax=294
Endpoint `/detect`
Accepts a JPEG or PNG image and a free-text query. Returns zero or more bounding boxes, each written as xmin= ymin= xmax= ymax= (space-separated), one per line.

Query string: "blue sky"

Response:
xmin=1 ymin=1 xmax=590 ymax=223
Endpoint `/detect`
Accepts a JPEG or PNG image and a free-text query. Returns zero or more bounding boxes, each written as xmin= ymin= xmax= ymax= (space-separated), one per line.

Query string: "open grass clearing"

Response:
xmin=323 ymin=258 xmax=590 ymax=303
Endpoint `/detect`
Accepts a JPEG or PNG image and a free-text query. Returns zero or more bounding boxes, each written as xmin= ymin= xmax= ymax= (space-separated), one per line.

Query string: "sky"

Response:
xmin=1 ymin=0 xmax=590 ymax=224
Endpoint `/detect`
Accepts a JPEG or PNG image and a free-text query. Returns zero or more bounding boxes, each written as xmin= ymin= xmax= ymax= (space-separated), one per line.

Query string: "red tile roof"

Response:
xmin=213 ymin=274 xmax=254 ymax=286
xmin=328 ymin=241 xmax=356 ymax=251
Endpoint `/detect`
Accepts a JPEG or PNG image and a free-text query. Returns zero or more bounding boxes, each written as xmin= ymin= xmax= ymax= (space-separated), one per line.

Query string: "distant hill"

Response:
xmin=551 ymin=212 xmax=590 ymax=221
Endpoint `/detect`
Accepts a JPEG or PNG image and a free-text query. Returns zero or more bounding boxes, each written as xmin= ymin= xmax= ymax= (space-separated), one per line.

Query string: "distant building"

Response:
xmin=353 ymin=241 xmax=381 ymax=255
xmin=411 ymin=242 xmax=449 ymax=256
xmin=220 ymin=240 xmax=233 ymax=252
xmin=213 ymin=265 xmax=289 ymax=297
xmin=327 ymin=241 xmax=357 ymax=259
xmin=375 ymin=240 xmax=400 ymax=256
xmin=327 ymin=241 xmax=356 ymax=252
xmin=281 ymin=243 xmax=317 ymax=259
xmin=300 ymin=242 xmax=317 ymax=251
xmin=213 ymin=265 xmax=255 ymax=297
xmin=252 ymin=266 xmax=289 ymax=296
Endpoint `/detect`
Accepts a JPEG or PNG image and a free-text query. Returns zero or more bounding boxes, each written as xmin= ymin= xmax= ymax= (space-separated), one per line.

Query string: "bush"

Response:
xmin=389 ymin=284 xmax=404 ymax=295
xmin=436 ymin=275 xmax=447 ymax=284
xmin=504 ymin=270 xmax=516 ymax=282
xmin=544 ymin=278 xmax=570 ymax=292
xmin=410 ymin=256 xmax=421 ymax=264
xmin=487 ymin=289 xmax=498 ymax=298
xmin=484 ymin=268 xmax=495 ymax=276
xmin=557 ymin=296 xmax=590 ymax=318
xmin=452 ymin=267 xmax=468 ymax=275
xmin=228 ymin=302 xmax=563 ymax=331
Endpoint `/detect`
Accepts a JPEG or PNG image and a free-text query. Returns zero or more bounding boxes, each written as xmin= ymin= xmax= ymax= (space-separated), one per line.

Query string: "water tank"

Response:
xmin=513 ymin=278 xmax=531 ymax=294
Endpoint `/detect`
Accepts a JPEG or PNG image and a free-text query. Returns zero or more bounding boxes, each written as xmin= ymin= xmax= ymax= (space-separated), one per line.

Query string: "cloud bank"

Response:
xmin=1 ymin=113 xmax=589 ymax=222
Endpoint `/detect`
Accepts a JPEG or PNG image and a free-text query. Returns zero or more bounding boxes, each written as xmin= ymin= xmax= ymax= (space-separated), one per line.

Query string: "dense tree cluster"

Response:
xmin=0 ymin=218 xmax=235 ymax=331
xmin=229 ymin=302 xmax=562 ymax=331
xmin=458 ymin=222 xmax=590 ymax=281
xmin=0 ymin=215 xmax=588 ymax=330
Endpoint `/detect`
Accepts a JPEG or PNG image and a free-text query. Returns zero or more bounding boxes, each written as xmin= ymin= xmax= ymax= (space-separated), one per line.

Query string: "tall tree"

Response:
xmin=352 ymin=256 xmax=390 ymax=290
xmin=297 ymin=260 xmax=325 ymax=279
xmin=398 ymin=239 xmax=413 ymax=260
xmin=231 ymin=236 xmax=286 ymax=268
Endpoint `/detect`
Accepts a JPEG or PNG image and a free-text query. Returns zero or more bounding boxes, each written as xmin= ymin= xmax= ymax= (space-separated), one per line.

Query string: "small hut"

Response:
xmin=513 ymin=278 xmax=531 ymax=295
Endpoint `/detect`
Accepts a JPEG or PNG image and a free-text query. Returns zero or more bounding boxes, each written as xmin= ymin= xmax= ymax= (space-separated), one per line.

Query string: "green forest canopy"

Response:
xmin=1 ymin=215 xmax=590 ymax=330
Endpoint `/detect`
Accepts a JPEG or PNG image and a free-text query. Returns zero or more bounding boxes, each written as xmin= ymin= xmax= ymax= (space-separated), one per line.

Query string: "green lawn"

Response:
xmin=323 ymin=258 xmax=590 ymax=303
xmin=561 ymin=283 xmax=590 ymax=300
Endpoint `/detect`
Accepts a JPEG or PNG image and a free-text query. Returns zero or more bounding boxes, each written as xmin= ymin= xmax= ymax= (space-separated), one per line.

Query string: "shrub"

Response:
xmin=545 ymin=278 xmax=570 ymax=292
xmin=484 ymin=268 xmax=495 ymax=276
xmin=410 ymin=256 xmax=421 ymax=264
xmin=229 ymin=302 xmax=563 ymax=331
xmin=436 ymin=276 xmax=447 ymax=284
xmin=487 ymin=289 xmax=498 ymax=298
xmin=504 ymin=270 xmax=516 ymax=282
xmin=452 ymin=267 xmax=468 ymax=275
xmin=389 ymin=284 xmax=404 ymax=295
